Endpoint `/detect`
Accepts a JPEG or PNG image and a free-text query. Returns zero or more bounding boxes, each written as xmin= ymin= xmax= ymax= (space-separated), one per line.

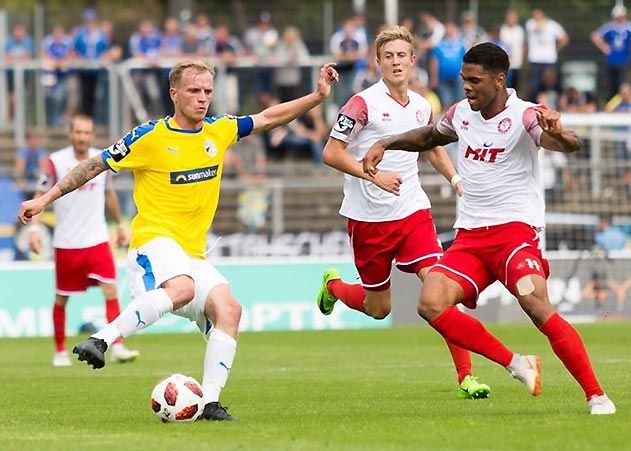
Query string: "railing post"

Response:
xmin=590 ymin=124 xmax=601 ymax=196
xmin=271 ymin=178 xmax=284 ymax=236
xmin=108 ymin=64 xmax=120 ymax=140
xmin=14 ymin=65 xmax=26 ymax=147
xmin=0 ymin=10 xmax=9 ymax=131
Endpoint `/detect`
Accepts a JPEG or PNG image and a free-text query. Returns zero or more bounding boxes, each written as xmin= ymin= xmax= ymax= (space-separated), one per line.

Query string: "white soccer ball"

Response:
xmin=150 ymin=373 xmax=205 ymax=423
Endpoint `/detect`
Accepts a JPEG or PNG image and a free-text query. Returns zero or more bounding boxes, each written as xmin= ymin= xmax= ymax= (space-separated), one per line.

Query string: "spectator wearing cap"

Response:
xmin=591 ymin=5 xmax=631 ymax=100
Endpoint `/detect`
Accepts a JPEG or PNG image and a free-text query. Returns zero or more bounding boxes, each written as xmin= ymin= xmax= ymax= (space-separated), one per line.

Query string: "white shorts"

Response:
xmin=127 ymin=237 xmax=228 ymax=336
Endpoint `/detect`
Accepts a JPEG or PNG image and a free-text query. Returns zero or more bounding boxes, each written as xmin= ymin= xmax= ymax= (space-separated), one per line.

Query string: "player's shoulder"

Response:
xmin=408 ymin=89 xmax=432 ymax=110
xmin=122 ymin=118 xmax=161 ymax=146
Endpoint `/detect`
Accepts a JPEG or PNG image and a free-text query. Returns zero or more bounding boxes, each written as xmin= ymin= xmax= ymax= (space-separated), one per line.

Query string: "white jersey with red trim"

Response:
xmin=437 ymin=89 xmax=545 ymax=229
xmin=330 ymin=79 xmax=432 ymax=221
xmin=47 ymin=146 xmax=110 ymax=248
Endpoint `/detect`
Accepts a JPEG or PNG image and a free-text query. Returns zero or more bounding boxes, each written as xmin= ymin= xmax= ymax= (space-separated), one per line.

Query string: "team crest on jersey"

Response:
xmin=333 ymin=114 xmax=356 ymax=136
xmin=498 ymin=117 xmax=512 ymax=134
xmin=416 ymin=110 xmax=424 ymax=125
xmin=382 ymin=112 xmax=391 ymax=122
xmin=204 ymin=139 xmax=217 ymax=157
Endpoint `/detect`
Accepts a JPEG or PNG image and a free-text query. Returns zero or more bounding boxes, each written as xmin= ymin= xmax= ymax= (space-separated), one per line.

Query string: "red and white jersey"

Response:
xmin=46 ymin=146 xmax=110 ymax=249
xmin=330 ymin=79 xmax=432 ymax=221
xmin=437 ymin=89 xmax=545 ymax=229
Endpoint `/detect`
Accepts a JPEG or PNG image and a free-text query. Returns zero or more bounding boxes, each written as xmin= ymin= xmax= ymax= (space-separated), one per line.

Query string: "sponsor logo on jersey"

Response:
xmin=170 ymin=165 xmax=219 ymax=184
xmin=204 ymin=139 xmax=217 ymax=157
xmin=461 ymin=120 xmax=469 ymax=130
xmin=333 ymin=114 xmax=356 ymax=136
xmin=464 ymin=146 xmax=505 ymax=162
xmin=108 ymin=139 xmax=130 ymax=162
xmin=382 ymin=112 xmax=391 ymax=122
xmin=498 ymin=117 xmax=512 ymax=133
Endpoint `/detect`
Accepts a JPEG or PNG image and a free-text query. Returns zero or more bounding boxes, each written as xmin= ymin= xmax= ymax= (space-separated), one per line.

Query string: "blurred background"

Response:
xmin=2 ymin=0 xmax=631 ymax=335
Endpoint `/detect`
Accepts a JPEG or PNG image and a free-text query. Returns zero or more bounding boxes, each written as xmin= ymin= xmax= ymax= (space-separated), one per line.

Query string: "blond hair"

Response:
xmin=168 ymin=59 xmax=215 ymax=87
xmin=375 ymin=26 xmax=414 ymax=59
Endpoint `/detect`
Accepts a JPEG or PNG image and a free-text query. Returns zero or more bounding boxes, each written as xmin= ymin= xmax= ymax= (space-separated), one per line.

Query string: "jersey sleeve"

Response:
xmin=436 ymin=103 xmax=458 ymax=138
xmin=36 ymin=158 xmax=56 ymax=193
xmin=101 ymin=120 xmax=157 ymax=172
xmin=205 ymin=115 xmax=254 ymax=149
xmin=523 ymin=106 xmax=544 ymax=147
xmin=329 ymin=95 xmax=368 ymax=143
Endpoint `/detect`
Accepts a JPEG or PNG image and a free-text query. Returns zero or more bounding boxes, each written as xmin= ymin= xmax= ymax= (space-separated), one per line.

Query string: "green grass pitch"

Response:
xmin=1 ymin=323 xmax=630 ymax=450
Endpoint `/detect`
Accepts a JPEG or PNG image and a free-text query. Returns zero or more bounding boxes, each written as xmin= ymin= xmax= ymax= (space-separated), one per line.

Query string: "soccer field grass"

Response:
xmin=1 ymin=323 xmax=630 ymax=450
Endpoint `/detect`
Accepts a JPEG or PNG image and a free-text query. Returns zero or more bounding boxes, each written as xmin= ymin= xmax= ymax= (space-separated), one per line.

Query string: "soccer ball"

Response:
xmin=150 ymin=373 xmax=205 ymax=423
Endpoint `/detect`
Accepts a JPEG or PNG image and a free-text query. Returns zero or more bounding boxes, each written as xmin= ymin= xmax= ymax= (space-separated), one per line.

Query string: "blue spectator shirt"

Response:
xmin=74 ymin=26 xmax=109 ymax=60
xmin=5 ymin=35 xmax=34 ymax=58
xmin=432 ymin=38 xmax=466 ymax=81
xmin=42 ymin=34 xmax=73 ymax=60
xmin=17 ymin=146 xmax=46 ymax=182
xmin=595 ymin=226 xmax=628 ymax=251
xmin=129 ymin=31 xmax=162 ymax=58
xmin=597 ymin=21 xmax=631 ymax=67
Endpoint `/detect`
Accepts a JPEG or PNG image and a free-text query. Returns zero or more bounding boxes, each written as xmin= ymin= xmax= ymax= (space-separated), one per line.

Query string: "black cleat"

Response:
xmin=72 ymin=337 xmax=108 ymax=369
xmin=201 ymin=402 xmax=235 ymax=421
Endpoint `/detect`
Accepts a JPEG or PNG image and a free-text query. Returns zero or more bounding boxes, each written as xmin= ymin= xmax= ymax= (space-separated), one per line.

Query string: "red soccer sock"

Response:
xmin=430 ymin=307 xmax=513 ymax=367
xmin=52 ymin=304 xmax=66 ymax=352
xmin=539 ymin=313 xmax=603 ymax=399
xmin=327 ymin=279 xmax=366 ymax=313
xmin=106 ymin=298 xmax=123 ymax=345
xmin=445 ymin=339 xmax=472 ymax=383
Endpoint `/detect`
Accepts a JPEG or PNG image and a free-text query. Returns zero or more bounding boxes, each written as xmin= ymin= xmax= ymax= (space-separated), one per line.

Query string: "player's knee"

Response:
xmin=418 ymin=288 xmax=448 ymax=321
xmin=164 ymin=276 xmax=195 ymax=309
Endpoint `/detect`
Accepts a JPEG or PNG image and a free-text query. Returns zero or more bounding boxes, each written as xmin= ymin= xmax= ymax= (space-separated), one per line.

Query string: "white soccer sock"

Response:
xmin=202 ymin=328 xmax=237 ymax=403
xmin=93 ymin=288 xmax=174 ymax=346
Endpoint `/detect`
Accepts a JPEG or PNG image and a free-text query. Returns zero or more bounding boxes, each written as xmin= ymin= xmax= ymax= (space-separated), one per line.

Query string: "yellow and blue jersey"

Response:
xmin=102 ymin=115 xmax=253 ymax=258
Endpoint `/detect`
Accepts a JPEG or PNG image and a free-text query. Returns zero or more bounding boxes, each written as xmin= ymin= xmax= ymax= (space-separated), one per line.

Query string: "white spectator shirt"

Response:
xmin=437 ymin=89 xmax=545 ymax=229
xmin=526 ymin=19 xmax=566 ymax=64
xmin=330 ymin=79 xmax=432 ymax=221
xmin=500 ymin=23 xmax=525 ymax=69
xmin=46 ymin=146 xmax=110 ymax=248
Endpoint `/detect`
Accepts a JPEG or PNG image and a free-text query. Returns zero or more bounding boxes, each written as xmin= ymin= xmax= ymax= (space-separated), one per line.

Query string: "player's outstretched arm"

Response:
xmin=250 ymin=63 xmax=339 ymax=133
xmin=362 ymin=124 xmax=456 ymax=175
xmin=18 ymin=155 xmax=108 ymax=224
xmin=535 ymin=106 xmax=582 ymax=153
xmin=424 ymin=147 xmax=463 ymax=196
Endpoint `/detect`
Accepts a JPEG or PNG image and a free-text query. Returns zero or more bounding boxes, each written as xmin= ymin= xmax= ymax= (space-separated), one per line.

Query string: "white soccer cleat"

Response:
xmin=52 ymin=350 xmax=72 ymax=367
xmin=507 ymin=354 xmax=542 ymax=396
xmin=109 ymin=343 xmax=140 ymax=363
xmin=588 ymin=394 xmax=616 ymax=415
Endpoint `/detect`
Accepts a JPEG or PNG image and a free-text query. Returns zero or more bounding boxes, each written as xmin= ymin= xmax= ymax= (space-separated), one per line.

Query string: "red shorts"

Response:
xmin=348 ymin=209 xmax=443 ymax=290
xmin=430 ymin=222 xmax=550 ymax=309
xmin=54 ymin=242 xmax=117 ymax=295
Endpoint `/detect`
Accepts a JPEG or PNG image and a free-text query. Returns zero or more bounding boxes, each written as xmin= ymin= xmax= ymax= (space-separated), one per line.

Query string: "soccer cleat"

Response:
xmin=52 ymin=350 xmax=72 ymax=367
xmin=316 ymin=268 xmax=341 ymax=315
xmin=201 ymin=402 xmax=235 ymax=421
xmin=458 ymin=375 xmax=491 ymax=399
xmin=507 ymin=354 xmax=542 ymax=396
xmin=109 ymin=343 xmax=140 ymax=363
xmin=72 ymin=337 xmax=108 ymax=369
xmin=588 ymin=394 xmax=616 ymax=415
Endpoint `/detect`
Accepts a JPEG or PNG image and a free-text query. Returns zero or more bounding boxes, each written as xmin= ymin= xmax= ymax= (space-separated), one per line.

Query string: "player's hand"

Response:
xmin=115 ymin=224 xmax=129 ymax=248
xmin=363 ymin=142 xmax=387 ymax=176
xmin=315 ymin=62 xmax=339 ymax=99
xmin=534 ymin=106 xmax=562 ymax=137
xmin=17 ymin=198 xmax=47 ymax=225
xmin=372 ymin=170 xmax=402 ymax=196
xmin=28 ymin=229 xmax=41 ymax=254
xmin=454 ymin=180 xmax=464 ymax=196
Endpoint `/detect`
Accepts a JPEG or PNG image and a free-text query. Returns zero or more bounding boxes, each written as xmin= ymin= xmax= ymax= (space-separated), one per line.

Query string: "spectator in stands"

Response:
xmin=14 ymin=132 xmax=47 ymax=199
xmin=591 ymin=5 xmax=631 ymax=101
xmin=460 ymin=10 xmax=488 ymax=50
xmin=525 ymin=8 xmax=568 ymax=102
xmin=212 ymin=24 xmax=244 ymax=115
xmin=594 ymin=213 xmax=627 ymax=252
xmin=159 ymin=18 xmax=184 ymax=115
xmin=41 ymin=25 xmax=74 ymax=126
xmin=353 ymin=49 xmax=381 ymax=93
xmin=73 ymin=8 xmax=111 ymax=119
xmin=558 ymin=86 xmax=597 ymax=113
xmin=274 ymin=26 xmax=310 ymax=103
xmin=410 ymin=67 xmax=442 ymax=117
xmin=223 ymin=135 xmax=267 ymax=180
xmin=500 ymin=9 xmax=525 ymax=91
xmin=181 ymin=24 xmax=204 ymax=56
xmin=5 ymin=23 xmax=35 ymax=118
xmin=429 ymin=22 xmax=466 ymax=109
xmin=194 ymin=12 xmax=215 ymax=55
xmin=417 ymin=9 xmax=445 ymax=67
xmin=244 ymin=11 xmax=279 ymax=104
xmin=129 ymin=19 xmax=163 ymax=117
xmin=605 ymin=82 xmax=631 ymax=186
xmin=541 ymin=149 xmax=574 ymax=205
xmin=330 ymin=18 xmax=368 ymax=107
xmin=535 ymin=67 xmax=561 ymax=109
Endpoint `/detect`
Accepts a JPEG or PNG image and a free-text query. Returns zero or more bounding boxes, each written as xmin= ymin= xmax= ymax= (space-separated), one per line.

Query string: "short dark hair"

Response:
xmin=463 ymin=42 xmax=510 ymax=75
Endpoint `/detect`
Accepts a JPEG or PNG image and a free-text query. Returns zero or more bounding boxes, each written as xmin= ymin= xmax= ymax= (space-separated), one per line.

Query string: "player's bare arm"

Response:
xmin=534 ymin=106 xmax=582 ymax=153
xmin=323 ymin=137 xmax=402 ymax=195
xmin=17 ymin=155 xmax=107 ymax=224
xmin=424 ymin=147 xmax=464 ymax=196
xmin=105 ymin=183 xmax=127 ymax=247
xmin=362 ymin=124 xmax=456 ymax=175
xmin=251 ymin=63 xmax=339 ymax=133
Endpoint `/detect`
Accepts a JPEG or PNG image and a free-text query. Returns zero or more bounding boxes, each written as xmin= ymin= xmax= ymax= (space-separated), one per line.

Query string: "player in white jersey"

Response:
xmin=363 ymin=43 xmax=615 ymax=415
xmin=315 ymin=26 xmax=491 ymax=399
xmin=29 ymin=115 xmax=139 ymax=367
